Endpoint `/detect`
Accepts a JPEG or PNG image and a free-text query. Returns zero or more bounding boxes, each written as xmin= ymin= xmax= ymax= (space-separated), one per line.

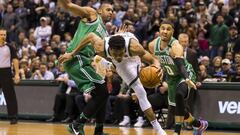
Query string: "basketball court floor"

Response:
xmin=0 ymin=121 xmax=239 ymax=135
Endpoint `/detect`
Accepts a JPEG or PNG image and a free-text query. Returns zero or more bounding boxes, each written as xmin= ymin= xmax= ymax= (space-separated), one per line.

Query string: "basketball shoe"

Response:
xmin=193 ymin=119 xmax=208 ymax=135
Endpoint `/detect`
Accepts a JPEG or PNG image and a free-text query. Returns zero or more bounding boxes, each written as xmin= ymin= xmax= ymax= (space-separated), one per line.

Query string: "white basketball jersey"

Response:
xmin=104 ymin=33 xmax=141 ymax=86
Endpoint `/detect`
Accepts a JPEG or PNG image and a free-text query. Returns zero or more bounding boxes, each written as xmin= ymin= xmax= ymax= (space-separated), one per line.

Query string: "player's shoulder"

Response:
xmin=148 ymin=37 xmax=159 ymax=52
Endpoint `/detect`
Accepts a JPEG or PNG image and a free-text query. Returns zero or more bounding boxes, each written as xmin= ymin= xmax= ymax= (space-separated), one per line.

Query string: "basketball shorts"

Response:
xmin=64 ymin=59 xmax=104 ymax=93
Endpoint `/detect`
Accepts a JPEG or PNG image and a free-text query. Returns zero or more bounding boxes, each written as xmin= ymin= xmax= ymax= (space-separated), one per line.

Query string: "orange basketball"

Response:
xmin=139 ymin=66 xmax=162 ymax=88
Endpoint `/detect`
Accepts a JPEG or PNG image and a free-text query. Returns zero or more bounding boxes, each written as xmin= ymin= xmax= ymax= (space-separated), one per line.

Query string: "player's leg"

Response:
xmin=68 ymin=82 xmax=108 ymax=135
xmin=174 ymin=82 xmax=208 ymax=135
xmin=174 ymin=82 xmax=189 ymax=135
xmin=93 ymin=83 xmax=109 ymax=135
xmin=130 ymin=79 xmax=166 ymax=135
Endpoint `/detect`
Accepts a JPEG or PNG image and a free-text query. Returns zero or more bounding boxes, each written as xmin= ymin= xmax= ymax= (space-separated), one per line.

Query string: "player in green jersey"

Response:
xmin=148 ymin=20 xmax=208 ymax=135
xmin=58 ymin=0 xmax=113 ymax=135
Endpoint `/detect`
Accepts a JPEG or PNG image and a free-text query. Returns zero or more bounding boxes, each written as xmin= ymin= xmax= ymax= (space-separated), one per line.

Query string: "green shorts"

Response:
xmin=64 ymin=56 xmax=104 ymax=93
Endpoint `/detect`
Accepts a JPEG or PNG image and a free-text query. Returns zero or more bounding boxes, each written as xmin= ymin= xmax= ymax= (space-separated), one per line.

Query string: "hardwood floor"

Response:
xmin=0 ymin=121 xmax=239 ymax=135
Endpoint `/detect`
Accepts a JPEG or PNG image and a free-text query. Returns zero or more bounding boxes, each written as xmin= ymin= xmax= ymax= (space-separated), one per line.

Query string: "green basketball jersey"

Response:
xmin=154 ymin=36 xmax=195 ymax=80
xmin=65 ymin=15 xmax=107 ymax=67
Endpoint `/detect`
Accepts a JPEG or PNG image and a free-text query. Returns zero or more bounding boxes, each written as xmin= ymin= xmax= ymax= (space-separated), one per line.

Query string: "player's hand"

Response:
xmin=58 ymin=53 xmax=73 ymax=63
xmin=13 ymin=74 xmax=20 ymax=84
xmin=185 ymin=79 xmax=197 ymax=90
xmin=115 ymin=24 xmax=128 ymax=34
xmin=196 ymin=82 xmax=202 ymax=88
xmin=84 ymin=93 xmax=92 ymax=102
xmin=150 ymin=65 xmax=163 ymax=78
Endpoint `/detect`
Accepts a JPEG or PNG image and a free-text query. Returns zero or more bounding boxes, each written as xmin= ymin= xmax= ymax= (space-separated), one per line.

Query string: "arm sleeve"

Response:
xmin=174 ymin=57 xmax=189 ymax=79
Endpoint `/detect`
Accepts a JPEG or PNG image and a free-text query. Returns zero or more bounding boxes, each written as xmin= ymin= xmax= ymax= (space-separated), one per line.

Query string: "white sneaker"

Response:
xmin=134 ymin=117 xmax=145 ymax=127
xmin=119 ymin=116 xmax=130 ymax=126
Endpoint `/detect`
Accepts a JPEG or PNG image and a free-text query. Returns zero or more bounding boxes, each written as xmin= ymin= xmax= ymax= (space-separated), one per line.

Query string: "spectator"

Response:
xmin=232 ymin=53 xmax=240 ymax=70
xmin=221 ymin=58 xmax=235 ymax=81
xmin=200 ymin=56 xmax=210 ymax=68
xmin=31 ymin=62 xmax=54 ymax=80
xmin=52 ymin=10 xmax=70 ymax=39
xmin=47 ymin=64 xmax=79 ymax=123
xmin=2 ymin=3 xmax=20 ymax=42
xmin=196 ymin=2 xmax=211 ymax=22
xmin=224 ymin=52 xmax=234 ymax=63
xmin=36 ymin=39 xmax=48 ymax=57
xmin=34 ymin=17 xmax=52 ymax=49
xmin=178 ymin=33 xmax=198 ymax=73
xmin=105 ymin=69 xmax=122 ymax=123
xmin=19 ymin=59 xmax=31 ymax=80
xmin=197 ymin=64 xmax=211 ymax=82
xmin=18 ymin=38 xmax=31 ymax=58
xmin=209 ymin=14 xmax=229 ymax=59
xmin=147 ymin=82 xmax=168 ymax=127
xmin=208 ymin=56 xmax=223 ymax=77
xmin=224 ymin=25 xmax=239 ymax=54
xmin=231 ymin=65 xmax=240 ymax=82
xmin=183 ymin=2 xmax=197 ymax=24
xmin=15 ymin=0 xmax=29 ymax=34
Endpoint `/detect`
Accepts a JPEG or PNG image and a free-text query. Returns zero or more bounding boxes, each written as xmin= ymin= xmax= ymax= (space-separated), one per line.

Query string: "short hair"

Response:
xmin=160 ymin=19 xmax=175 ymax=29
xmin=109 ymin=35 xmax=125 ymax=50
xmin=99 ymin=2 xmax=112 ymax=9
xmin=178 ymin=33 xmax=189 ymax=39
xmin=0 ymin=27 xmax=6 ymax=31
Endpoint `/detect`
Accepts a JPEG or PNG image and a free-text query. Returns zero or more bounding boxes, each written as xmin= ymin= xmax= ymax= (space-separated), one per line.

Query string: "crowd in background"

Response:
xmin=0 ymin=0 xmax=240 ymax=127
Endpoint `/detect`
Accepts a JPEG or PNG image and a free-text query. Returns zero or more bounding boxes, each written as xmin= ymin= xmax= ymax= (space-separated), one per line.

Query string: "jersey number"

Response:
xmin=165 ymin=66 xmax=174 ymax=75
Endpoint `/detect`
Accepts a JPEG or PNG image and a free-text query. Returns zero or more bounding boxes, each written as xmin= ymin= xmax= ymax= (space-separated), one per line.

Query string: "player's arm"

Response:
xmin=58 ymin=33 xmax=104 ymax=63
xmin=171 ymin=42 xmax=197 ymax=89
xmin=58 ymin=0 xmax=97 ymax=21
xmin=130 ymin=39 xmax=160 ymax=68
xmin=71 ymin=33 xmax=103 ymax=55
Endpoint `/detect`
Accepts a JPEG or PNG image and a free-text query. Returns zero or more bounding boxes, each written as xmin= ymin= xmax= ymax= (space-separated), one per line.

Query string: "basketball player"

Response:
xmin=59 ymin=32 xmax=167 ymax=135
xmin=58 ymin=0 xmax=113 ymax=135
xmin=148 ymin=20 xmax=208 ymax=135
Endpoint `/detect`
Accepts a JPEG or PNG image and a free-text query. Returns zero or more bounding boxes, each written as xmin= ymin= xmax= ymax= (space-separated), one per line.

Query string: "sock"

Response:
xmin=150 ymin=119 xmax=164 ymax=132
xmin=174 ymin=123 xmax=182 ymax=135
xmin=191 ymin=119 xmax=201 ymax=127
xmin=94 ymin=123 xmax=104 ymax=135
xmin=184 ymin=113 xmax=193 ymax=123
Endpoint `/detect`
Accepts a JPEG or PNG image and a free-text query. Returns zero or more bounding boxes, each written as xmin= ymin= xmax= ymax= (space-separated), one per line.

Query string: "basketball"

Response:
xmin=139 ymin=66 xmax=162 ymax=88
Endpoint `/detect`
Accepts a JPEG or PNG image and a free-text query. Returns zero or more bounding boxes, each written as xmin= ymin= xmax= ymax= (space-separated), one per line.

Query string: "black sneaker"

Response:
xmin=46 ymin=116 xmax=60 ymax=122
xmin=67 ymin=122 xmax=84 ymax=135
xmin=10 ymin=118 xmax=18 ymax=125
xmin=61 ymin=117 xmax=73 ymax=123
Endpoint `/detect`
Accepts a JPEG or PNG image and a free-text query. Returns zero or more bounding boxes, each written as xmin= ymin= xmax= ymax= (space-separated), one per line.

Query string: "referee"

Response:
xmin=0 ymin=28 xmax=20 ymax=124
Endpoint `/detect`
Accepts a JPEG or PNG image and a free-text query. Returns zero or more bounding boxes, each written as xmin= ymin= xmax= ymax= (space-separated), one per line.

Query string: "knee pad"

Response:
xmin=131 ymin=79 xmax=151 ymax=111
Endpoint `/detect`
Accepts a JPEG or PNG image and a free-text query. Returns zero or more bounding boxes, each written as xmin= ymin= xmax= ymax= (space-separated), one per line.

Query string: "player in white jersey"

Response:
xmin=59 ymin=32 xmax=167 ymax=135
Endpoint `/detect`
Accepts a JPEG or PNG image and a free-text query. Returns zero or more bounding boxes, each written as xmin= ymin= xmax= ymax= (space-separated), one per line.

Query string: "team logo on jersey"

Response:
xmin=96 ymin=25 xmax=107 ymax=37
